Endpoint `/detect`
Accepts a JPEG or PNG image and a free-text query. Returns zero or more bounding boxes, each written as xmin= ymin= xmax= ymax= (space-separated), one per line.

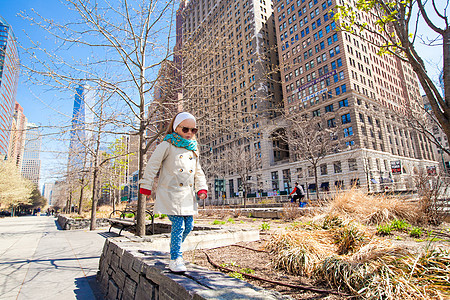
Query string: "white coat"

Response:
xmin=139 ymin=141 xmax=208 ymax=215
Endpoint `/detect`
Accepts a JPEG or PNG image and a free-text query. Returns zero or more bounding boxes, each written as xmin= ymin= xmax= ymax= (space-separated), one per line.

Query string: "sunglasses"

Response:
xmin=179 ymin=126 xmax=198 ymax=134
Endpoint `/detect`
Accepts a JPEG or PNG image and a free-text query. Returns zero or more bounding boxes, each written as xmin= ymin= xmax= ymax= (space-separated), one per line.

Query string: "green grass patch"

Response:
xmin=409 ymin=227 xmax=423 ymax=238
xmin=260 ymin=222 xmax=270 ymax=231
xmin=212 ymin=220 xmax=226 ymax=225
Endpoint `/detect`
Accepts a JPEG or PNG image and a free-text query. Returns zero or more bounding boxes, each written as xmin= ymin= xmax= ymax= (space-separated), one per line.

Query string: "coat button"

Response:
xmin=179 ymin=169 xmax=183 ymax=172
xmin=189 ymin=184 xmax=193 ymax=187
xmin=189 ymin=156 xmax=193 ymax=160
xmin=179 ymin=155 xmax=183 ymax=159
xmin=179 ymin=183 xmax=184 ymax=187
xmin=189 ymin=170 xmax=193 ymax=173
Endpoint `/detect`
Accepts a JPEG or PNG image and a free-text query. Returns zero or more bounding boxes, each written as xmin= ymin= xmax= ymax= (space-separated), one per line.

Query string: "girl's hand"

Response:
xmin=197 ymin=190 xmax=207 ymax=200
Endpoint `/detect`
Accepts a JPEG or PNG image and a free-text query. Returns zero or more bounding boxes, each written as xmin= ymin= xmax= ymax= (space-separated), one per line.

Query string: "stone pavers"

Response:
xmin=0 ymin=216 xmax=107 ymax=299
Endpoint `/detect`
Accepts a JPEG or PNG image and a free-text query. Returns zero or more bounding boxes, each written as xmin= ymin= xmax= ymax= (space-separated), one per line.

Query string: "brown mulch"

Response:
xmin=184 ymin=237 xmax=346 ymax=299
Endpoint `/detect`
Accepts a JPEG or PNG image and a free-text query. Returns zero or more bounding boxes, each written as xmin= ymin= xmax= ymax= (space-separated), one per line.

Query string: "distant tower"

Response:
xmin=42 ymin=182 xmax=54 ymax=206
xmin=68 ymin=84 xmax=87 ymax=172
xmin=21 ymin=123 xmax=41 ymax=186
xmin=0 ymin=16 xmax=20 ymax=159
xmin=8 ymin=102 xmax=27 ymax=169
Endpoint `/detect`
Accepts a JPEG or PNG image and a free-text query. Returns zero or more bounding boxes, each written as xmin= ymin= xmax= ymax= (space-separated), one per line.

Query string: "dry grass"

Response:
xmin=328 ymin=188 xmax=420 ymax=225
xmin=264 ymin=189 xmax=449 ymax=299
xmin=265 ymin=229 xmax=337 ymax=276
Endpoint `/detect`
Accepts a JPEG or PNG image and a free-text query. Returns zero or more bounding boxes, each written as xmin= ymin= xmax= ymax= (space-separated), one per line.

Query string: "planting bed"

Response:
xmin=185 ymin=201 xmax=450 ymax=300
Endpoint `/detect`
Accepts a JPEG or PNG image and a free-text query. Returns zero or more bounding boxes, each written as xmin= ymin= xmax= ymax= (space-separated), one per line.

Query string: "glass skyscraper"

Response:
xmin=0 ymin=16 xmax=19 ymax=159
xmin=68 ymin=84 xmax=87 ymax=171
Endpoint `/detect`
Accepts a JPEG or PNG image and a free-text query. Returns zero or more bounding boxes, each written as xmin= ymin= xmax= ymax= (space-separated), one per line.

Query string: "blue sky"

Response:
xmin=1 ymin=0 xmax=177 ymax=189
xmin=0 ymin=0 xmax=445 ymax=190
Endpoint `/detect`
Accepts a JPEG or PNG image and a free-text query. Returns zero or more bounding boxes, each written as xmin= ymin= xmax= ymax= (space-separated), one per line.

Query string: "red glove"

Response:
xmin=139 ymin=188 xmax=151 ymax=195
xmin=197 ymin=189 xmax=207 ymax=197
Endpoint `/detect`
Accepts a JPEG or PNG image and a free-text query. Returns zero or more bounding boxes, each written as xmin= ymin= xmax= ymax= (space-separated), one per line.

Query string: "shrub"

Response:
xmin=240 ymin=268 xmax=255 ymax=274
xmin=409 ymin=227 xmax=423 ymax=238
xmin=260 ymin=222 xmax=270 ymax=231
xmin=212 ymin=220 xmax=226 ymax=225
xmin=377 ymin=224 xmax=393 ymax=236
xmin=227 ymin=218 xmax=235 ymax=224
xmin=228 ymin=272 xmax=244 ymax=280
xmin=390 ymin=219 xmax=411 ymax=232
xmin=334 ymin=225 xmax=366 ymax=255
xmin=329 ymin=188 xmax=420 ymax=225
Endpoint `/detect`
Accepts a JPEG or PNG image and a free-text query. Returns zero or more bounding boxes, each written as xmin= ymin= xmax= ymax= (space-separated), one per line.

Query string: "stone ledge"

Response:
xmin=57 ymin=215 xmax=109 ymax=230
xmin=98 ymin=228 xmax=293 ymax=299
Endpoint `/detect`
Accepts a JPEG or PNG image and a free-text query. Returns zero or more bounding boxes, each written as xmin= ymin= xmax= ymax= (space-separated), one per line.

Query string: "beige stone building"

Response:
xmin=176 ymin=0 xmax=438 ymax=201
xmin=272 ymin=0 xmax=437 ymax=196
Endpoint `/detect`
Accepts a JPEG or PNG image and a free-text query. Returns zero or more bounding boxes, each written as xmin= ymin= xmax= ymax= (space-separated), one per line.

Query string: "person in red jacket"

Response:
xmin=289 ymin=182 xmax=305 ymax=204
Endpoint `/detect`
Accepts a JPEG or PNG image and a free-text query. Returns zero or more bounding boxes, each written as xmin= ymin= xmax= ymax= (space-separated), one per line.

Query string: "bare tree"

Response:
xmin=276 ymin=113 xmax=339 ymax=200
xmin=21 ymin=0 xmax=180 ymax=235
xmin=334 ymin=0 xmax=450 ymax=149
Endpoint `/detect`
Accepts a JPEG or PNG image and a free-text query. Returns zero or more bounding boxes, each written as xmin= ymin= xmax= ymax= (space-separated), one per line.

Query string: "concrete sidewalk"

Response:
xmin=0 ymin=216 xmax=113 ymax=300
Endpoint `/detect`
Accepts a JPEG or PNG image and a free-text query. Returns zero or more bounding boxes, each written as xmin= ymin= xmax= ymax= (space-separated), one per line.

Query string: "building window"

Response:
xmin=350 ymin=178 xmax=360 ymax=187
xmin=312 ymin=109 xmax=321 ymax=117
xmin=348 ymin=158 xmax=357 ymax=171
xmin=344 ymin=126 xmax=353 ymax=137
xmin=341 ymin=113 xmax=351 ymax=124
xmin=271 ymin=171 xmax=279 ymax=191
xmin=297 ymin=167 xmax=303 ymax=178
xmin=335 ymin=180 xmax=344 ymax=189
xmin=320 ymin=163 xmax=328 ymax=175
xmin=325 ymin=104 xmax=333 ymax=112
xmin=334 ymin=161 xmax=342 ymax=173
xmin=327 ymin=118 xmax=336 ymax=128
xmin=308 ymin=166 xmax=314 ymax=177
xmin=338 ymin=99 xmax=348 ymax=107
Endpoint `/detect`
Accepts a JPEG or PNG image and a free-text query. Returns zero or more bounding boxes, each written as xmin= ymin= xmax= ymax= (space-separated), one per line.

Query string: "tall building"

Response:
xmin=42 ymin=182 xmax=54 ymax=206
xmin=172 ymin=0 xmax=438 ymax=201
xmin=21 ymin=123 xmax=41 ymax=186
xmin=178 ymin=0 xmax=283 ymax=199
xmin=272 ymin=0 xmax=437 ymax=194
xmin=68 ymin=84 xmax=94 ymax=173
xmin=0 ymin=16 xmax=19 ymax=159
xmin=7 ymin=102 xmax=27 ymax=168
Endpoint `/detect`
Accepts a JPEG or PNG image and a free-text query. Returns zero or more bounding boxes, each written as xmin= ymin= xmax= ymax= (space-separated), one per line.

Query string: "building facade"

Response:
xmin=7 ymin=102 xmax=27 ymax=169
xmin=42 ymin=182 xmax=54 ymax=206
xmin=158 ymin=0 xmax=438 ymax=202
xmin=21 ymin=123 xmax=41 ymax=186
xmin=270 ymin=0 xmax=437 ymax=196
xmin=0 ymin=16 xmax=19 ymax=159
xmin=178 ymin=0 xmax=285 ymax=199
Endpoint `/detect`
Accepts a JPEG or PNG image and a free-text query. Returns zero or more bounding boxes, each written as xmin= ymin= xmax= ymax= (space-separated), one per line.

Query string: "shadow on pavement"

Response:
xmin=75 ymin=275 xmax=104 ymax=300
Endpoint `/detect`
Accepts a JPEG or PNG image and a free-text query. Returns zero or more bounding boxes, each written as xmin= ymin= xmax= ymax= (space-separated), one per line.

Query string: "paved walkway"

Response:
xmin=0 ymin=216 xmax=112 ymax=300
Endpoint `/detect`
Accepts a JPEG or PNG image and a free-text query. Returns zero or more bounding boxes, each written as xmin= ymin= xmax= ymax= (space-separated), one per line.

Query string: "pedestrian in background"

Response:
xmin=289 ymin=182 xmax=305 ymax=206
xmin=139 ymin=112 xmax=208 ymax=273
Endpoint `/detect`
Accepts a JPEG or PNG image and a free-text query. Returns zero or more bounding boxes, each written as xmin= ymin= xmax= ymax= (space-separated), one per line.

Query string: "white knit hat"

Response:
xmin=173 ymin=112 xmax=196 ymax=131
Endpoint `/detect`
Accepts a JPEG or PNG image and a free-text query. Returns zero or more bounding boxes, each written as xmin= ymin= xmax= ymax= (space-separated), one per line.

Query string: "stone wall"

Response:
xmin=98 ymin=233 xmax=292 ymax=300
xmin=57 ymin=215 xmax=109 ymax=230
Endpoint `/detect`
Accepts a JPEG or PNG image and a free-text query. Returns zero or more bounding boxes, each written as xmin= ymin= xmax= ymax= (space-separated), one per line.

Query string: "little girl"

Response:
xmin=139 ymin=112 xmax=208 ymax=273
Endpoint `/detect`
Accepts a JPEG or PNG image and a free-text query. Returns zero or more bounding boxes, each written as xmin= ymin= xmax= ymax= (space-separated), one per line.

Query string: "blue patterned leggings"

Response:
xmin=167 ymin=215 xmax=194 ymax=260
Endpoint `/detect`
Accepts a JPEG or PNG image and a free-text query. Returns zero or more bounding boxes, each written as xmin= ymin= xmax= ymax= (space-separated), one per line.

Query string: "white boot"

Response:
xmin=169 ymin=257 xmax=187 ymax=273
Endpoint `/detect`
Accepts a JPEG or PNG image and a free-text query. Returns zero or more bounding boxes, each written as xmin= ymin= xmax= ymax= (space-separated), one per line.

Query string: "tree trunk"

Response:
xmin=90 ymin=169 xmax=98 ymax=231
xmin=68 ymin=191 xmax=72 ymax=214
xmin=136 ymin=131 xmax=146 ymax=236
xmin=314 ymin=165 xmax=320 ymax=200
xmin=78 ymin=178 xmax=84 ymax=214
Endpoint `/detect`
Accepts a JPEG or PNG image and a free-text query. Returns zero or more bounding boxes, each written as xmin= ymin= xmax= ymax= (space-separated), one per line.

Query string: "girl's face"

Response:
xmin=175 ymin=119 xmax=197 ymax=140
